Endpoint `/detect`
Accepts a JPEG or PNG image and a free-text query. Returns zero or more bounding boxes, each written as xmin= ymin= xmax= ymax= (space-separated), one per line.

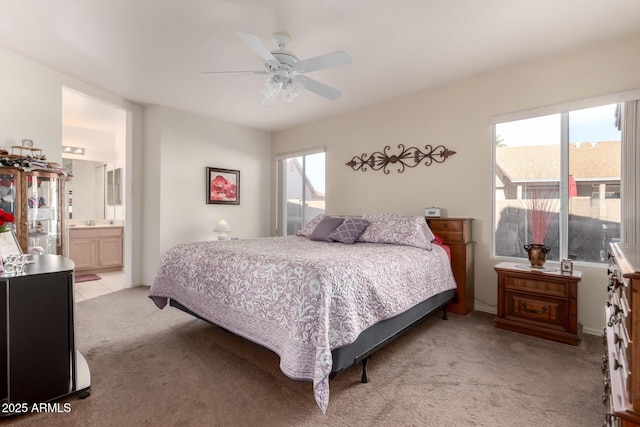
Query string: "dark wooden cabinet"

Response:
xmin=426 ymin=218 xmax=474 ymax=315
xmin=604 ymin=243 xmax=640 ymax=427
xmin=1 ymin=255 xmax=90 ymax=416
xmin=494 ymin=261 xmax=582 ymax=345
xmin=7 ymin=273 xmax=71 ymax=403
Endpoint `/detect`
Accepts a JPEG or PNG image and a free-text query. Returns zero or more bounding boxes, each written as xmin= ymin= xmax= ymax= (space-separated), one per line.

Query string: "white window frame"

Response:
xmin=491 ymin=89 xmax=640 ymax=267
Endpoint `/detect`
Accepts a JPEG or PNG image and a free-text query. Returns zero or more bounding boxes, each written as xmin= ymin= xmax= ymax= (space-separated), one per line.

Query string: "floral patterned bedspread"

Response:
xmin=148 ymin=236 xmax=456 ymax=414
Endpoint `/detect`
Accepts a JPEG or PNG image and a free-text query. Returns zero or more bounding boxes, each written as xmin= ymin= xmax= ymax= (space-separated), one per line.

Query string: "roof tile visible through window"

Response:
xmin=496 ymin=141 xmax=620 ymax=181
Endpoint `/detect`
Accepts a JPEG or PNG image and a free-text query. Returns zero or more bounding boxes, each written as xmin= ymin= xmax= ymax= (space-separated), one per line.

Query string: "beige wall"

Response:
xmin=141 ymin=106 xmax=272 ymax=284
xmin=0 ymin=47 xmax=272 ymax=289
xmin=0 ymin=48 xmax=64 ymax=163
xmin=272 ymin=32 xmax=640 ymax=334
xmin=0 ymin=47 xmax=144 ymax=287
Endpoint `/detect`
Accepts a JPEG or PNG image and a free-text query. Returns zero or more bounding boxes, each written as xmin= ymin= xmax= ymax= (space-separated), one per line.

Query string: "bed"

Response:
xmin=148 ymin=214 xmax=457 ymax=414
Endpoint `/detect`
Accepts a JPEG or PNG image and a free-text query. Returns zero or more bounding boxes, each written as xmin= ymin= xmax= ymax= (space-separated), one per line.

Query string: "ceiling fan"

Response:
xmin=203 ymin=32 xmax=353 ymax=106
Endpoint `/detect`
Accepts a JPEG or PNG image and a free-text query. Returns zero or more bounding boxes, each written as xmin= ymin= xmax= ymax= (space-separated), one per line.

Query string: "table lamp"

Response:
xmin=214 ymin=219 xmax=232 ymax=240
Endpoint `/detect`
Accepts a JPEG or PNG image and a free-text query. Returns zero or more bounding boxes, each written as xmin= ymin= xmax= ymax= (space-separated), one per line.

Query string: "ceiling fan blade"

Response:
xmin=294 ymin=51 xmax=352 ymax=73
xmin=201 ymin=70 xmax=269 ymax=75
xmin=236 ymin=32 xmax=278 ymax=63
xmin=299 ymin=76 xmax=341 ymax=100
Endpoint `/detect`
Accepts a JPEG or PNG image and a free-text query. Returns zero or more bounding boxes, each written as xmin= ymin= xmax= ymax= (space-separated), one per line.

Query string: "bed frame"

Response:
xmin=168 ymin=288 xmax=455 ymax=384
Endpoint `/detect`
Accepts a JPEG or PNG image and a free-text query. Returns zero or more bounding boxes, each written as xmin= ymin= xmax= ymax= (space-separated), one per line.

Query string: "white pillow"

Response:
xmin=357 ymin=214 xmax=434 ymax=250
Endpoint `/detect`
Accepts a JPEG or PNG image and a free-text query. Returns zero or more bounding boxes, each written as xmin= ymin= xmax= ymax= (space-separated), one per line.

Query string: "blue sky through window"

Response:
xmin=497 ymin=104 xmax=620 ymax=147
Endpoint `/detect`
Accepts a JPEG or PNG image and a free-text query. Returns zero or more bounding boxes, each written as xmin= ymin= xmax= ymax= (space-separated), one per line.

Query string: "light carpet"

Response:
xmin=5 ymin=286 xmax=605 ymax=426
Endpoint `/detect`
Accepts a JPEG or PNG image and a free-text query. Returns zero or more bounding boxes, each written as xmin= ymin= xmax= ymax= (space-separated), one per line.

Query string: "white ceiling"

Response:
xmin=2 ymin=0 xmax=640 ymax=133
xmin=62 ymin=88 xmax=126 ymax=133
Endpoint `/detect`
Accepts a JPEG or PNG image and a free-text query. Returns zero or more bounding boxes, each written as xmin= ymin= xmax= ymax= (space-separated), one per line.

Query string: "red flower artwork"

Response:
xmin=210 ymin=175 xmax=237 ymax=201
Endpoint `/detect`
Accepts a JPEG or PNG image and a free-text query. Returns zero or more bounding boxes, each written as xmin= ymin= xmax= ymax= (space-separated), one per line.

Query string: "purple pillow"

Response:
xmin=357 ymin=214 xmax=434 ymax=250
xmin=309 ymin=216 xmax=345 ymax=242
xmin=296 ymin=214 xmax=326 ymax=237
xmin=328 ymin=217 xmax=370 ymax=244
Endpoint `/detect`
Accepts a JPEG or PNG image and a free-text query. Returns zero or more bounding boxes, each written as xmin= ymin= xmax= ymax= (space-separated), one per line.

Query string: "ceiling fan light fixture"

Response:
xmin=283 ymin=79 xmax=304 ymax=103
xmin=283 ymin=86 xmax=296 ymax=103
xmin=264 ymin=75 xmax=282 ymax=94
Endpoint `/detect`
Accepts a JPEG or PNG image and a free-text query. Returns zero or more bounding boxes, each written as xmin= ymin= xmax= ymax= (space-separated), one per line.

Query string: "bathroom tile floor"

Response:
xmin=74 ymin=270 xmax=125 ymax=302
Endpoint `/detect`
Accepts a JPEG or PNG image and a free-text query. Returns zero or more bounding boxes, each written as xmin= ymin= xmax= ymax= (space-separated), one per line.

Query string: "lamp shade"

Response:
xmin=214 ymin=220 xmax=232 ymax=234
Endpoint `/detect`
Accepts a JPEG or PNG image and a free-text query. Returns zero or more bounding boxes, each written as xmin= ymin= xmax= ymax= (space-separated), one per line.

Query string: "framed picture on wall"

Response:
xmin=206 ymin=167 xmax=240 ymax=205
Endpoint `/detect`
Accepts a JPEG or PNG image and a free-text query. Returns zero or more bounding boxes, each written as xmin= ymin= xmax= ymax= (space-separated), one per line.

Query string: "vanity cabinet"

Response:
xmin=69 ymin=226 xmax=123 ymax=273
xmin=0 ymin=167 xmax=66 ymax=255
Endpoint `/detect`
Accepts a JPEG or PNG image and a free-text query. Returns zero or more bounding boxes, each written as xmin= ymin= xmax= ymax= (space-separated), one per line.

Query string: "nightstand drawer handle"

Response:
xmin=521 ymin=302 xmax=547 ymax=314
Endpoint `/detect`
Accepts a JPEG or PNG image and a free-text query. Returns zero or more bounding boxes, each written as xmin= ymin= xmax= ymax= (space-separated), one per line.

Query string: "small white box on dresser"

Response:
xmin=424 ymin=207 xmax=441 ymax=218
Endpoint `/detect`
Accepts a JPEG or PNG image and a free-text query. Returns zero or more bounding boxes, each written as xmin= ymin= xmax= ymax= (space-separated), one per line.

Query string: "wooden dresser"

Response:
xmin=494 ymin=262 xmax=582 ymax=345
xmin=426 ymin=218 xmax=474 ymax=315
xmin=604 ymin=243 xmax=640 ymax=426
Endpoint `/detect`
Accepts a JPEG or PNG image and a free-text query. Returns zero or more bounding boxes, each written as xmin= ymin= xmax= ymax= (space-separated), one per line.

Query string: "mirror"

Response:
xmin=63 ymin=159 xmax=122 ymax=221
xmin=107 ymin=168 xmax=122 ymax=205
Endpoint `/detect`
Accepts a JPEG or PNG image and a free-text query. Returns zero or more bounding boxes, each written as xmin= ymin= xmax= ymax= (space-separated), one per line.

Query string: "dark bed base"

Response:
xmin=330 ymin=288 xmax=454 ymax=382
xmin=168 ymin=288 xmax=455 ymax=384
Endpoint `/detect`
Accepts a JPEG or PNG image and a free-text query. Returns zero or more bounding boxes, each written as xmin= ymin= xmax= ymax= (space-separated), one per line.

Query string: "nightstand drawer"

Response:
xmin=506 ymin=292 xmax=564 ymax=328
xmin=426 ymin=218 xmax=471 ymax=244
xmin=435 ymin=231 xmax=464 ymax=243
xmin=504 ymin=275 xmax=568 ymax=298
xmin=428 ymin=220 xmax=463 ymax=233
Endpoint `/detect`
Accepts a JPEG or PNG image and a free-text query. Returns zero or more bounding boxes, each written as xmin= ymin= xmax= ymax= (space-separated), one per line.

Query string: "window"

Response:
xmin=493 ymin=103 xmax=621 ymax=264
xmin=276 ymin=150 xmax=325 ymax=236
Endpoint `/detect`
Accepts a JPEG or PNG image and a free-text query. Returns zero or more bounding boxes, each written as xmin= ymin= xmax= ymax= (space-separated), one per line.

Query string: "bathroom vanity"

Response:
xmin=68 ymin=225 xmax=123 ymax=273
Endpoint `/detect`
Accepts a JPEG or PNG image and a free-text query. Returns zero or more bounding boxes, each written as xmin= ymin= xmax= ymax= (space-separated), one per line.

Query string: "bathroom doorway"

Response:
xmin=62 ymin=88 xmax=127 ymax=302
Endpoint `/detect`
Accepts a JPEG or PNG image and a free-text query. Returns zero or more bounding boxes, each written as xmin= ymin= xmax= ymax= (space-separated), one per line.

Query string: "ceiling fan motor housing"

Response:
xmin=271 ymin=51 xmax=299 ymax=68
xmin=268 ymin=32 xmax=299 ymax=71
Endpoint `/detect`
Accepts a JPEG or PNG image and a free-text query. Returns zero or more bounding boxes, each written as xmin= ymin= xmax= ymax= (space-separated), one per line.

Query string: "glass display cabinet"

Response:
xmin=0 ymin=167 xmax=66 ymax=255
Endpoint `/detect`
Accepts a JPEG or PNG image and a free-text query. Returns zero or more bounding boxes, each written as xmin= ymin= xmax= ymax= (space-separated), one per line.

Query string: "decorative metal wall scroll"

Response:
xmin=346 ymin=144 xmax=456 ymax=174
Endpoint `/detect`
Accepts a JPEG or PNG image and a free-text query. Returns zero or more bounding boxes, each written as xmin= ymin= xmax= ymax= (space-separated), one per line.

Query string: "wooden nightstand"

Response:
xmin=494 ymin=261 xmax=582 ymax=345
xmin=426 ymin=218 xmax=474 ymax=315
